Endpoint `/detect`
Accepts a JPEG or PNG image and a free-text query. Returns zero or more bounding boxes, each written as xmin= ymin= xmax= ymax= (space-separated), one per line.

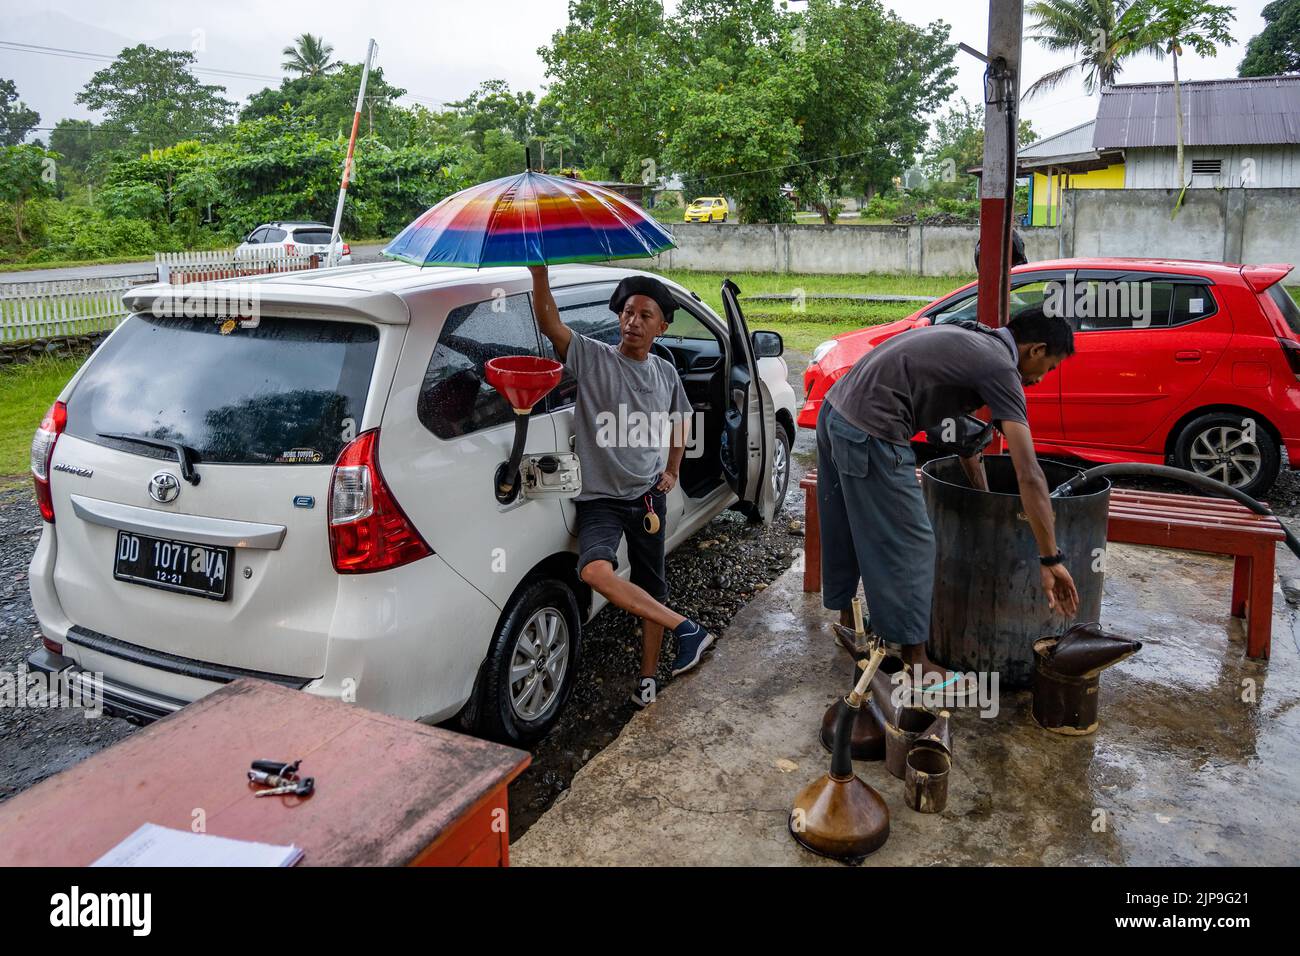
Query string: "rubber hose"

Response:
xmin=1051 ymin=462 xmax=1300 ymax=559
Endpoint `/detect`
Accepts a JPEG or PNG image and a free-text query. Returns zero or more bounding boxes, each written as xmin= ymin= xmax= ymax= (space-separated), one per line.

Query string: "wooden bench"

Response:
xmin=799 ymin=470 xmax=1286 ymax=660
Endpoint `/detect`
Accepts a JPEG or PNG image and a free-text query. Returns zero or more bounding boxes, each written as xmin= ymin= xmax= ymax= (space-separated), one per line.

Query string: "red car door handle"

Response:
xmin=1175 ymin=350 xmax=1202 ymax=362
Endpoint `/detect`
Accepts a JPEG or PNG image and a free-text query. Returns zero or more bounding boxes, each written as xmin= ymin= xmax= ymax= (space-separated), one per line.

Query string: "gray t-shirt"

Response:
xmin=825 ymin=324 xmax=1028 ymax=443
xmin=565 ymin=333 xmax=693 ymax=501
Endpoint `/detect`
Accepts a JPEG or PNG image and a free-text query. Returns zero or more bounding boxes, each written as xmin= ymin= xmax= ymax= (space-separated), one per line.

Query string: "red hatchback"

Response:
xmin=799 ymin=258 xmax=1300 ymax=497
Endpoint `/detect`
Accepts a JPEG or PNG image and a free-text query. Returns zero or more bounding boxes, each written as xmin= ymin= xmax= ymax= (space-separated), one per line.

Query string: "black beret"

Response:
xmin=609 ymin=275 xmax=676 ymax=324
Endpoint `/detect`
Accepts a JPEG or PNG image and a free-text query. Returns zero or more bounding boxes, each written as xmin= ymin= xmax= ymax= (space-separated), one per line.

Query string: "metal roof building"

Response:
xmin=1093 ymin=75 xmax=1300 ymax=150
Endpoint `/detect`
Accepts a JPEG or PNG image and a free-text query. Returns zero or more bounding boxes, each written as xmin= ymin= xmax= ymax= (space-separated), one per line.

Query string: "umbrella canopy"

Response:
xmin=382 ymin=170 xmax=676 ymax=268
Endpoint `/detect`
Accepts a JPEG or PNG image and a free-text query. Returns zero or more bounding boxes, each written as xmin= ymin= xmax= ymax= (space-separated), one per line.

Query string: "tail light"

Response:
xmin=1280 ymin=339 xmax=1300 ymax=379
xmin=342 ymin=243 xmax=351 ymax=256
xmin=31 ymin=401 xmax=66 ymax=523
xmin=328 ymin=429 xmax=431 ymax=573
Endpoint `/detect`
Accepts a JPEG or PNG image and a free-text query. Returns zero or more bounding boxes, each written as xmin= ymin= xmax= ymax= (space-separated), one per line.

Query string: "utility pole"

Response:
xmin=328 ymin=38 xmax=376 ymax=268
xmin=975 ymin=0 xmax=1023 ymax=329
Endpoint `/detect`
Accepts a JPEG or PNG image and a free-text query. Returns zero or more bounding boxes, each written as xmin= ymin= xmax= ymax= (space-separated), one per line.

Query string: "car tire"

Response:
xmin=771 ymin=423 xmax=792 ymax=513
xmin=720 ymin=213 xmax=728 ymax=223
xmin=471 ymin=578 xmax=582 ymax=747
xmin=1172 ymin=412 xmax=1280 ymax=499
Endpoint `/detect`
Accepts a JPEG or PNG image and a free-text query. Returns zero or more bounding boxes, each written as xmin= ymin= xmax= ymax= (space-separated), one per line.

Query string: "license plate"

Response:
xmin=113 ymin=531 xmax=232 ymax=601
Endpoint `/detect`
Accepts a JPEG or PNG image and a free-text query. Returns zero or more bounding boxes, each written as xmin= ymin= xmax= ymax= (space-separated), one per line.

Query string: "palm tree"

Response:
xmin=1022 ymin=0 xmax=1146 ymax=99
xmin=281 ymin=34 xmax=339 ymax=78
xmin=1129 ymin=0 xmax=1236 ymax=185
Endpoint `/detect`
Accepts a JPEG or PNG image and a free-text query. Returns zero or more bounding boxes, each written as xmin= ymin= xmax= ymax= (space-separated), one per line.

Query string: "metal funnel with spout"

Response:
xmin=791 ymin=648 xmax=890 ymax=863
xmin=1032 ymin=623 xmax=1142 ymax=735
xmin=483 ymin=356 xmax=564 ymax=504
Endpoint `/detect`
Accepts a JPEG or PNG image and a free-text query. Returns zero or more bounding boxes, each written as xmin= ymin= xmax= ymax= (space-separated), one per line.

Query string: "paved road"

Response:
xmin=0 ymin=242 xmax=392 ymax=284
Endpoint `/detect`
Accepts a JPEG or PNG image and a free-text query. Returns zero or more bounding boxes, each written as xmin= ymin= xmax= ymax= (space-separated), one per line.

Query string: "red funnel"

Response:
xmin=485 ymin=356 xmax=564 ymax=413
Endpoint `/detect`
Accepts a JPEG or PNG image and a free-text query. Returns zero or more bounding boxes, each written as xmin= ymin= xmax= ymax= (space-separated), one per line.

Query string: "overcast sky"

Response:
xmin=0 ymin=0 xmax=1278 ymax=144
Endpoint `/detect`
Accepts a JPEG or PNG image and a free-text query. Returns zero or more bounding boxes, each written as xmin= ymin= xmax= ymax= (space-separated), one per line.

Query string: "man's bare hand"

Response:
xmin=656 ymin=470 xmax=678 ymax=493
xmin=1040 ymin=563 xmax=1079 ymax=617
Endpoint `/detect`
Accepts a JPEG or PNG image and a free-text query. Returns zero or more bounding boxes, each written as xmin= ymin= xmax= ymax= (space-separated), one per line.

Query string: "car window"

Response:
xmin=264 ymin=227 xmax=288 ymax=243
xmin=66 ymin=315 xmax=379 ymax=465
xmin=247 ymin=227 xmax=268 ymax=243
xmin=1075 ymin=280 xmax=1216 ymax=331
xmin=930 ymin=279 xmax=1056 ymax=326
xmin=418 ymin=293 xmax=542 ymax=438
xmin=293 ymin=228 xmax=334 ymax=245
xmin=1266 ymin=285 xmax=1300 ymax=335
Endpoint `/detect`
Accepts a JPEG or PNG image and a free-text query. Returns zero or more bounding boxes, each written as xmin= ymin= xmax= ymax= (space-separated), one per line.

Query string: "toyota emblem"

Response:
xmin=148 ymin=471 xmax=181 ymax=503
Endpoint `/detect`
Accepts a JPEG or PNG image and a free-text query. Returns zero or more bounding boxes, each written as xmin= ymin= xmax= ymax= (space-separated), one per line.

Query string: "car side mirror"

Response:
xmin=245 ymin=233 xmax=258 ymax=243
xmin=752 ymin=330 xmax=783 ymax=358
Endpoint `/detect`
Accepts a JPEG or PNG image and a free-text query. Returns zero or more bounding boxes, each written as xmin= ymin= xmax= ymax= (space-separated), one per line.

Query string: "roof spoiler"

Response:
xmin=1241 ymin=264 xmax=1294 ymax=293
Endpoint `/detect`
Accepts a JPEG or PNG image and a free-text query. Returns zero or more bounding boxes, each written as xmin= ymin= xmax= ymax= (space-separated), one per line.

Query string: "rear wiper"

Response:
xmin=98 ymin=433 xmax=201 ymax=486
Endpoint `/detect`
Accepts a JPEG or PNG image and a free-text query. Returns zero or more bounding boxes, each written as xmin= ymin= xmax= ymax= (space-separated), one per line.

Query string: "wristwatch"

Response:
xmin=1040 ymin=551 xmax=1065 ymax=567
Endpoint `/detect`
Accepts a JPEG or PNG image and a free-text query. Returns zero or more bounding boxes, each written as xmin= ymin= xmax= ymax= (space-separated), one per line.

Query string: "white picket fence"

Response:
xmin=0 ymin=247 xmax=328 ymax=344
xmin=156 ymin=246 xmax=322 ymax=285
xmin=0 ymin=277 xmax=138 ymax=344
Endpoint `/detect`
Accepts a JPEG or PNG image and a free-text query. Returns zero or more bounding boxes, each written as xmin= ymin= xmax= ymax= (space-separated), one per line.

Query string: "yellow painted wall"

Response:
xmin=1031 ymin=163 xmax=1125 ymax=226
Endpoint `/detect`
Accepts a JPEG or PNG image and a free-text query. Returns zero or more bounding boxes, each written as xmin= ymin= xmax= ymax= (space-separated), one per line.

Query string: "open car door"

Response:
xmin=719 ymin=279 xmax=777 ymax=522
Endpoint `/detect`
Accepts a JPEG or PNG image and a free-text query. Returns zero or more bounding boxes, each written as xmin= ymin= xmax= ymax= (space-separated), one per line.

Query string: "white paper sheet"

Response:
xmin=91 ymin=823 xmax=303 ymax=867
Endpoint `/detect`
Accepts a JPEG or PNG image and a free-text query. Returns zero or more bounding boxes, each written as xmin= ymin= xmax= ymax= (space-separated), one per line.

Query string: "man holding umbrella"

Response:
xmin=529 ymin=265 xmax=716 ymax=707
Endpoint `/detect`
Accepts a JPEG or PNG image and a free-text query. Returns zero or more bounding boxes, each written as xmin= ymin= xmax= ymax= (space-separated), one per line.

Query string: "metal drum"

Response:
xmin=921 ymin=455 xmax=1110 ymax=688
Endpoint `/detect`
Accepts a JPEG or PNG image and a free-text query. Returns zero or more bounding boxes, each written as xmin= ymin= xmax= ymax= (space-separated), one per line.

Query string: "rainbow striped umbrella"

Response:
xmin=382 ymin=170 xmax=676 ymax=268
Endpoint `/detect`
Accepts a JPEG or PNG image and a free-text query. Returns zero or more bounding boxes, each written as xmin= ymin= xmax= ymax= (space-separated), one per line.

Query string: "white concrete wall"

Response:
xmin=631 ymin=188 xmax=1299 ymax=285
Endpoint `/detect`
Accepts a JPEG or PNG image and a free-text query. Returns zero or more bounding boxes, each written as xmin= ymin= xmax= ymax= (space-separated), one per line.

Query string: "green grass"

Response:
xmin=652 ymin=268 xmax=972 ymax=352
xmin=0 ymin=356 xmax=84 ymax=487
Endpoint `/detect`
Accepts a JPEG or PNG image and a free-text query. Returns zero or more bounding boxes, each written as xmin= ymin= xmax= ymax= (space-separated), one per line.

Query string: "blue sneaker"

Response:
xmin=671 ymin=620 xmax=716 ymax=676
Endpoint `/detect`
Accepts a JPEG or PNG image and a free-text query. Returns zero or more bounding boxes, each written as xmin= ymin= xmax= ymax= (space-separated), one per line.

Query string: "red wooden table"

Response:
xmin=0 ymin=679 xmax=530 ymax=866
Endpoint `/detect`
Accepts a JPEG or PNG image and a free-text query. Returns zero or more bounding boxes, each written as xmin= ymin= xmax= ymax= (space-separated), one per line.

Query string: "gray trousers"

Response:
xmin=816 ymin=404 xmax=935 ymax=646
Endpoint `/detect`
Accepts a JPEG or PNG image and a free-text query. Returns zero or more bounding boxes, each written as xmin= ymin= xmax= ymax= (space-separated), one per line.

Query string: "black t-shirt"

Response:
xmin=824 ymin=324 xmax=1029 ymax=443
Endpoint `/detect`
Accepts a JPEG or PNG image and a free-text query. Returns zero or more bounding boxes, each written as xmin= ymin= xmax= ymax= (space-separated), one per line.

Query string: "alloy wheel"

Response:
xmin=509 ymin=607 xmax=570 ymax=722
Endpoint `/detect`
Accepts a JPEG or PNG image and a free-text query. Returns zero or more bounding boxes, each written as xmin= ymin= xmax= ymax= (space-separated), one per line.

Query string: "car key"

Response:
xmin=253 ymin=776 xmax=315 ymax=798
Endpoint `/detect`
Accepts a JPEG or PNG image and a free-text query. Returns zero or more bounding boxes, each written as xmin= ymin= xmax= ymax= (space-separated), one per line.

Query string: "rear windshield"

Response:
xmin=1267 ymin=285 xmax=1300 ymax=336
xmin=66 ymin=314 xmax=379 ymax=465
xmin=292 ymin=228 xmax=334 ymax=245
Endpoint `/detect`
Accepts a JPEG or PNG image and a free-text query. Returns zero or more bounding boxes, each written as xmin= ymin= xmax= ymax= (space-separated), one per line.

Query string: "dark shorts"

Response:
xmin=576 ymin=489 xmax=668 ymax=603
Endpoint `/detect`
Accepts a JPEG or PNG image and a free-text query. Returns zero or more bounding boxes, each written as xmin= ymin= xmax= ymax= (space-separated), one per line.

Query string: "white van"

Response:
xmin=27 ymin=263 xmax=797 ymax=745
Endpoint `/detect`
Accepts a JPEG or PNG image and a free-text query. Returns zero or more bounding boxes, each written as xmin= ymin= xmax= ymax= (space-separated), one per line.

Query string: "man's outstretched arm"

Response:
xmin=529 ymin=265 xmax=572 ymax=361
xmin=1003 ymin=420 xmax=1079 ymax=618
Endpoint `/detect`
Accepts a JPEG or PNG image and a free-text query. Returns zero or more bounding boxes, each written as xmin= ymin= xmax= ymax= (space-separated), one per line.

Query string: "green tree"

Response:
xmin=924 ymin=98 xmax=1035 ymax=199
xmin=76 ymin=45 xmax=235 ymax=150
xmin=241 ymin=64 xmax=406 ymax=140
xmin=539 ymin=0 xmax=671 ymax=180
xmin=0 ymin=79 xmax=40 ymax=146
xmin=48 ymin=119 xmax=103 ymax=172
xmin=1023 ymin=0 xmax=1149 ymax=98
xmin=451 ymin=79 xmax=538 ymax=148
xmin=787 ymin=0 xmax=957 ymax=222
xmin=0 ymin=144 xmax=59 ymax=243
xmin=282 ymin=33 xmax=339 ymax=78
xmin=1239 ymin=0 xmax=1300 ymax=76
xmin=661 ymin=0 xmax=808 ymax=222
xmin=1130 ymin=0 xmax=1236 ymax=183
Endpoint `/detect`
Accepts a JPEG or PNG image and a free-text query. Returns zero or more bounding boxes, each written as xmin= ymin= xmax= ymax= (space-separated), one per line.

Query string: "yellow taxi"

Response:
xmin=684 ymin=196 xmax=729 ymax=223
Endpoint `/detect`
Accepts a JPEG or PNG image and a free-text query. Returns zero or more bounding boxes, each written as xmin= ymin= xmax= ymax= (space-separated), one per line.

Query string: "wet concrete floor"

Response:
xmin=513 ymin=542 xmax=1300 ymax=865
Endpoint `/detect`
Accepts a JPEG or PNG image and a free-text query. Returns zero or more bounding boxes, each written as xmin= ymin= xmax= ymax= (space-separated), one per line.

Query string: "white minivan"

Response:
xmin=28 ymin=262 xmax=797 ymax=744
